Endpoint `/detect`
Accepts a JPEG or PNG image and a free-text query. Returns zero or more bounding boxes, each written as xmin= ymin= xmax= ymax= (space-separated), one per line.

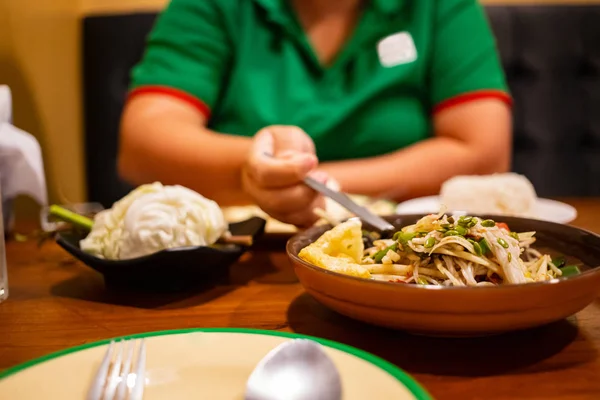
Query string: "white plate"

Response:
xmin=395 ymin=196 xmax=577 ymax=224
xmin=0 ymin=328 xmax=431 ymax=400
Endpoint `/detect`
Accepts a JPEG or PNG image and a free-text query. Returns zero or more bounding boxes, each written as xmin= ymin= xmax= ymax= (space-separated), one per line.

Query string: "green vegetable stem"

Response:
xmin=48 ymin=205 xmax=94 ymax=231
xmin=559 ymin=265 xmax=581 ymax=278
xmin=478 ymin=238 xmax=491 ymax=255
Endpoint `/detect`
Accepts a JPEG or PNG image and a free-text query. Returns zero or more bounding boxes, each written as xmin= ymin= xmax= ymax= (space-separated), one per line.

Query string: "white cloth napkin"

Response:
xmin=0 ymin=86 xmax=11 ymax=124
xmin=0 ymin=85 xmax=48 ymax=232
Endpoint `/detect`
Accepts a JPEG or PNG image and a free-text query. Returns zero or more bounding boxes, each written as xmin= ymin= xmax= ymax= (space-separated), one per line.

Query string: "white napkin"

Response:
xmin=0 ymin=86 xmax=48 ymax=232
xmin=0 ymin=86 xmax=11 ymax=124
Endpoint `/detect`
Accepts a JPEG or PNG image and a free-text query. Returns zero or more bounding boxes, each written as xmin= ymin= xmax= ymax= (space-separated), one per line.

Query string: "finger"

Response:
xmin=252 ymin=128 xmax=276 ymax=157
xmin=310 ymin=171 xmax=341 ymax=192
xmin=243 ymin=172 xmax=321 ymax=214
xmin=241 ymin=165 xmax=327 ymax=227
xmin=270 ymin=196 xmax=327 ymax=228
xmin=308 ymin=170 xmax=329 ymax=183
xmin=269 ymin=126 xmax=316 ymax=155
xmin=246 ymin=151 xmax=317 ymax=188
xmin=249 ymin=128 xmax=317 ymax=187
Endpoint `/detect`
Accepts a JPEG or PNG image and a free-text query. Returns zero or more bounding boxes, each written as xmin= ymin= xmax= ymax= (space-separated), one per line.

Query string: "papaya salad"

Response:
xmin=298 ymin=211 xmax=581 ymax=286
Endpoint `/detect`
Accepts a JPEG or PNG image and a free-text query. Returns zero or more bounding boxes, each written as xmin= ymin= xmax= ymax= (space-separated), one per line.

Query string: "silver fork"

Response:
xmin=87 ymin=339 xmax=147 ymax=400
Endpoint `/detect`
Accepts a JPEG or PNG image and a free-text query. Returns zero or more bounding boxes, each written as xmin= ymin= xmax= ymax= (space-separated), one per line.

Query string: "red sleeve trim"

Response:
xmin=433 ymin=90 xmax=513 ymax=114
xmin=127 ymin=86 xmax=211 ymax=119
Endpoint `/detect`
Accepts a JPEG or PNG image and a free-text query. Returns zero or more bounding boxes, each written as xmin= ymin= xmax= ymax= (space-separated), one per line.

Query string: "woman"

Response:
xmin=118 ymin=0 xmax=511 ymax=227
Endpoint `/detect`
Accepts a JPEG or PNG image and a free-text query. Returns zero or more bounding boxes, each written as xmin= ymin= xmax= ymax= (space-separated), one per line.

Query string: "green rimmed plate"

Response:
xmin=0 ymin=328 xmax=431 ymax=399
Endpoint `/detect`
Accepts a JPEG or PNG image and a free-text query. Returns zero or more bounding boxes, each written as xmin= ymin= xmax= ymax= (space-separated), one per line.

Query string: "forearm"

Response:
xmin=321 ymin=136 xmax=509 ymax=201
xmin=323 ymin=100 xmax=511 ymax=200
xmin=118 ymin=96 xmax=253 ymax=206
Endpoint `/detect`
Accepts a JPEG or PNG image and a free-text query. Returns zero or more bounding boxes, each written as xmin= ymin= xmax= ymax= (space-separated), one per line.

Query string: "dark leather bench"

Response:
xmin=82 ymin=5 xmax=600 ymax=207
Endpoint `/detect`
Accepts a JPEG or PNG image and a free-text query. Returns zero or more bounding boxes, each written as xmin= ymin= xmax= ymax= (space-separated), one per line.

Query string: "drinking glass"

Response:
xmin=0 ymin=185 xmax=8 ymax=303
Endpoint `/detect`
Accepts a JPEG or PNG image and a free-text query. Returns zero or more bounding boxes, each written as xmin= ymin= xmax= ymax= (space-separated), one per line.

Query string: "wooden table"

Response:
xmin=1 ymin=199 xmax=600 ymax=399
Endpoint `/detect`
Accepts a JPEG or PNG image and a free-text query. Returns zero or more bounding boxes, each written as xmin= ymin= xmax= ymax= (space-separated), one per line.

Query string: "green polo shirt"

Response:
xmin=130 ymin=0 xmax=510 ymax=161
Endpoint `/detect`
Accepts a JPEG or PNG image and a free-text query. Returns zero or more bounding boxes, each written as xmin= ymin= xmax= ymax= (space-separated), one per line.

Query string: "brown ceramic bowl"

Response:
xmin=287 ymin=214 xmax=600 ymax=337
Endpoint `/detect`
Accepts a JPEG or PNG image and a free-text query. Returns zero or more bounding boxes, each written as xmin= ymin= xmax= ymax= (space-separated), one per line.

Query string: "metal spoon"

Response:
xmin=302 ymin=175 xmax=395 ymax=232
xmin=244 ymin=339 xmax=342 ymax=400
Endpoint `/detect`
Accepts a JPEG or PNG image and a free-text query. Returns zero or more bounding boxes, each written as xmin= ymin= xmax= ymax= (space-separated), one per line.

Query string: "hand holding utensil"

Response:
xmin=262 ymin=152 xmax=394 ymax=233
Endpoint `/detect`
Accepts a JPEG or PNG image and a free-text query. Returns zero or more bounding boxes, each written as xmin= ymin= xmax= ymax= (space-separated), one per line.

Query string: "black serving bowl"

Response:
xmin=56 ymin=217 xmax=266 ymax=291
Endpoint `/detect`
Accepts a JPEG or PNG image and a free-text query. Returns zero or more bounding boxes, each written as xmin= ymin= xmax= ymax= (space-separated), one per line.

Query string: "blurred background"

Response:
xmin=0 ymin=0 xmax=168 ymax=219
xmin=1 ymin=0 xmax=599 ymax=220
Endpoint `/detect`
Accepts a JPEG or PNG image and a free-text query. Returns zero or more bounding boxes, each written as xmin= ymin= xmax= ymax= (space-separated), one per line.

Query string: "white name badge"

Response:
xmin=377 ymin=32 xmax=417 ymax=67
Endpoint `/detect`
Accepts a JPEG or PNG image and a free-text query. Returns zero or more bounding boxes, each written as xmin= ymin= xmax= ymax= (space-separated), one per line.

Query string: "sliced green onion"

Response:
xmin=393 ymin=232 xmax=416 ymax=243
xmin=551 ymin=256 xmax=566 ymax=269
xmin=455 ymin=226 xmax=468 ymax=236
xmin=458 ymin=216 xmax=473 ymax=227
xmin=468 ymin=239 xmax=482 ymax=256
xmin=373 ymin=243 xmax=399 ymax=263
xmin=497 ymin=238 xmax=509 ymax=248
xmin=481 ymin=219 xmax=496 ymax=228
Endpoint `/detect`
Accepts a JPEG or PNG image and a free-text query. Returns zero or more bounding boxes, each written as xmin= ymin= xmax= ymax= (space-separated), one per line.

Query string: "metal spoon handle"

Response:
xmin=302 ymin=176 xmax=395 ymax=232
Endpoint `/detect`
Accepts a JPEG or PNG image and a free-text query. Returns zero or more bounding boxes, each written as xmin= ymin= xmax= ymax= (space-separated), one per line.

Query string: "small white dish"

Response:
xmin=395 ymin=196 xmax=577 ymax=224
